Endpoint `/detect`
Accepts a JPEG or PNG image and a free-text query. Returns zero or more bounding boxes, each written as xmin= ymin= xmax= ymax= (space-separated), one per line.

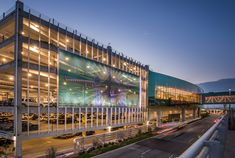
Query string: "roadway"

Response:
xmin=95 ymin=115 xmax=219 ymax=158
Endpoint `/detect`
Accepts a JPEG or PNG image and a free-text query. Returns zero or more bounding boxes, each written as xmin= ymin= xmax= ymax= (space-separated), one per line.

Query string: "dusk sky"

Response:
xmin=1 ymin=0 xmax=235 ymax=84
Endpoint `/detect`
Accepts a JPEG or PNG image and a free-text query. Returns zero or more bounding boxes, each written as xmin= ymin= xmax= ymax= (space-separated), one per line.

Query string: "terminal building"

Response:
xmin=148 ymin=71 xmax=202 ymax=126
xmin=0 ymin=1 xmax=202 ymax=157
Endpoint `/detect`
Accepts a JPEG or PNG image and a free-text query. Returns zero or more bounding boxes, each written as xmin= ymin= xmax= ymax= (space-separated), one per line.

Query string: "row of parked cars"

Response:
xmin=0 ymin=98 xmax=57 ymax=107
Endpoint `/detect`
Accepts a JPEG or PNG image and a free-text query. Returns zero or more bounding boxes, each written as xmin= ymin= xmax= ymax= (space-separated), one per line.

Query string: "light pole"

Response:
xmin=229 ymin=89 xmax=231 ymax=110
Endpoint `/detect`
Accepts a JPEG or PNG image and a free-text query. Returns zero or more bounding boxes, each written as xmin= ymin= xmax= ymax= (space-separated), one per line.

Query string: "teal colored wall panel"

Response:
xmin=148 ymin=70 xmax=201 ymax=98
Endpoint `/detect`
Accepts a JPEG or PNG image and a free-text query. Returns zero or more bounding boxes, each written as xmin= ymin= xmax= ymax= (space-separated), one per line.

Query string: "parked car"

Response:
xmin=22 ymin=98 xmax=44 ymax=107
xmin=86 ymin=131 xmax=95 ymax=136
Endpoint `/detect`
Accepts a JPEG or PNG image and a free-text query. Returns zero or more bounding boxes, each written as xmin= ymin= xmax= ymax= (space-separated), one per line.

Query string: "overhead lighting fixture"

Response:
xmin=33 ymin=23 xmax=39 ymax=28
xmin=102 ymin=58 xmax=106 ymax=61
xmin=30 ymin=46 xmax=39 ymax=53
xmin=68 ymin=69 xmax=71 ymax=72
xmin=113 ymin=64 xmax=116 ymax=67
xmin=9 ymin=76 xmax=14 ymax=81
xmin=21 ymin=31 xmax=25 ymax=35
xmin=86 ymin=65 xmax=90 ymax=69
xmin=66 ymin=39 xmax=69 ymax=43
xmin=103 ymin=71 xmax=106 ymax=74
xmin=30 ymin=24 xmax=40 ymax=32
xmin=2 ymin=58 xmax=6 ymax=62
xmin=27 ymin=73 xmax=32 ymax=77
xmin=65 ymin=57 xmax=69 ymax=61
xmin=45 ymin=84 xmax=48 ymax=87
xmin=86 ymin=50 xmax=89 ymax=54
xmin=63 ymin=82 xmax=67 ymax=85
xmin=112 ymin=76 xmax=116 ymax=79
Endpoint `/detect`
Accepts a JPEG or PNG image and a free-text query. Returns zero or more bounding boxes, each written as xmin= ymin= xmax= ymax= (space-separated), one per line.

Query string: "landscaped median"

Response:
xmin=49 ymin=117 xmax=203 ymax=158
xmin=76 ymin=131 xmax=153 ymax=158
xmin=73 ymin=118 xmax=202 ymax=158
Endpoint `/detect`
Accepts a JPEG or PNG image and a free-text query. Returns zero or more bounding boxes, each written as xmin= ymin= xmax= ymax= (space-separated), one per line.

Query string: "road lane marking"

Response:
xmin=168 ymin=154 xmax=175 ymax=158
xmin=141 ymin=149 xmax=151 ymax=158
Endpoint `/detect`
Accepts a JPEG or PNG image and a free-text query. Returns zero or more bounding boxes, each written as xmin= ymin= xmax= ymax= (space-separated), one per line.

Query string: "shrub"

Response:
xmin=46 ymin=147 xmax=56 ymax=158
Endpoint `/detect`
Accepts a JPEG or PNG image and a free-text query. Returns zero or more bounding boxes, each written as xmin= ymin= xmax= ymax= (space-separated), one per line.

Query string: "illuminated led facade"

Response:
xmin=58 ymin=49 xmax=140 ymax=107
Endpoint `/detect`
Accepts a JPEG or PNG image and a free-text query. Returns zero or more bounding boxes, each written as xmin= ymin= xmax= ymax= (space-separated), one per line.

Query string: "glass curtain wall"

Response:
xmin=155 ymin=86 xmax=200 ymax=103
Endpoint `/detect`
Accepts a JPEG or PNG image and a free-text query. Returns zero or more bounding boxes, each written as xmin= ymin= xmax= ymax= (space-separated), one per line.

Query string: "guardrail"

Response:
xmin=179 ymin=114 xmax=228 ymax=158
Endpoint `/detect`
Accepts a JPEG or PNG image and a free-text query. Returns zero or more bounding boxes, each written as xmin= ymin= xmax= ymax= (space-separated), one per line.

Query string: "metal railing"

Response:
xmin=73 ymin=125 xmax=153 ymax=154
xmin=179 ymin=114 xmax=228 ymax=158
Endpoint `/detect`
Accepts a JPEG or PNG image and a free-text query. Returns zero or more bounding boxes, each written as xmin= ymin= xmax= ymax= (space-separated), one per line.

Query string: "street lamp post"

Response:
xmin=229 ymin=89 xmax=231 ymax=110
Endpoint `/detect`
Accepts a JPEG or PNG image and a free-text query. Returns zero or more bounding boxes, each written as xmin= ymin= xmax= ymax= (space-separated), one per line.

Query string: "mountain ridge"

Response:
xmin=198 ymin=78 xmax=235 ymax=93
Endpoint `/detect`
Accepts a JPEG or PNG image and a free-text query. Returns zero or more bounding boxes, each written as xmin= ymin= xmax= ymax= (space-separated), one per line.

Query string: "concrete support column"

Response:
xmin=122 ymin=108 xmax=124 ymax=124
xmin=85 ymin=107 xmax=88 ymax=128
xmin=110 ymin=107 xmax=112 ymax=126
xmin=64 ymin=107 xmax=67 ymax=130
xmin=72 ymin=107 xmax=74 ymax=130
xmin=181 ymin=107 xmax=186 ymax=122
xmin=132 ymin=108 xmax=134 ymax=122
xmin=137 ymin=108 xmax=139 ymax=122
xmin=141 ymin=108 xmax=144 ymax=122
xmin=96 ymin=107 xmax=99 ymax=127
xmin=156 ymin=108 xmax=161 ymax=127
xmin=106 ymin=107 xmax=108 ymax=126
xmin=133 ymin=108 xmax=135 ymax=122
xmin=101 ymin=107 xmax=104 ymax=126
xmin=118 ymin=107 xmax=120 ymax=124
xmin=79 ymin=107 xmax=81 ymax=129
xmin=193 ymin=108 xmax=196 ymax=119
xmin=197 ymin=107 xmax=201 ymax=118
xmin=114 ymin=107 xmax=117 ymax=125
xmin=14 ymin=1 xmax=23 ymax=157
xmin=91 ymin=107 xmax=93 ymax=128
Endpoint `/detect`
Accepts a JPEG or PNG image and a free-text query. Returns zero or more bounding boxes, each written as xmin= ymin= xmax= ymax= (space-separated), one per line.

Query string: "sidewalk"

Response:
xmin=224 ymin=130 xmax=235 ymax=158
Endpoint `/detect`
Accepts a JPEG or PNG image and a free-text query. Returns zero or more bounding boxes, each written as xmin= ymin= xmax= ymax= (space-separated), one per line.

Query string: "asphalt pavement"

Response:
xmin=95 ymin=115 xmax=219 ymax=158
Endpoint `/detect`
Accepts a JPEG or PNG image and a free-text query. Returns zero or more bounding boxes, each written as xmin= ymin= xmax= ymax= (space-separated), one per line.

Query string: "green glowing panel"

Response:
xmin=58 ymin=49 xmax=139 ymax=107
